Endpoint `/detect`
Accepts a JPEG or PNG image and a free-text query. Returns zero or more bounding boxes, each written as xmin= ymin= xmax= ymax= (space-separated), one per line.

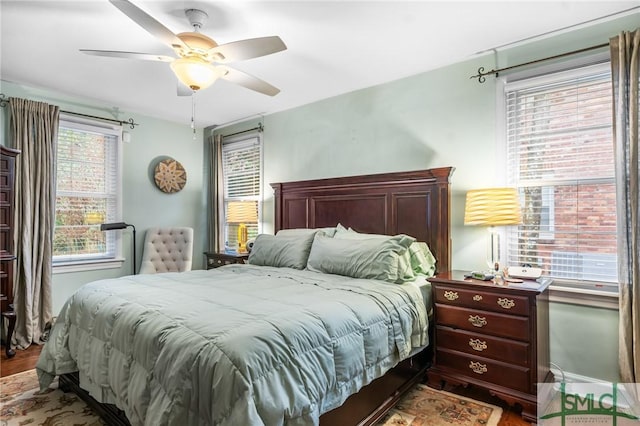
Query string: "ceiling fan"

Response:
xmin=81 ymin=0 xmax=286 ymax=96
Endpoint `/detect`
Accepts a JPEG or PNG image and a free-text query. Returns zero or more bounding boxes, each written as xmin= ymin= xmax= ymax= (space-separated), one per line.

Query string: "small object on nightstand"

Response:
xmin=465 ymin=271 xmax=494 ymax=281
xmin=507 ymin=266 xmax=542 ymax=280
xmin=204 ymin=252 xmax=249 ymax=269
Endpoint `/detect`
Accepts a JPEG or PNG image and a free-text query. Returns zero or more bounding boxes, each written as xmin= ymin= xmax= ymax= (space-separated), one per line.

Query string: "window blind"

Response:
xmin=221 ymin=135 xmax=261 ymax=249
xmin=53 ymin=116 xmax=121 ymax=263
xmin=505 ymin=63 xmax=618 ymax=288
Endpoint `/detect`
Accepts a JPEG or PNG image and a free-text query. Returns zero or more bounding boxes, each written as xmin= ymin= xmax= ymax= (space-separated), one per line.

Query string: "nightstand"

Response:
xmin=204 ymin=252 xmax=249 ymax=269
xmin=427 ymin=270 xmax=553 ymax=422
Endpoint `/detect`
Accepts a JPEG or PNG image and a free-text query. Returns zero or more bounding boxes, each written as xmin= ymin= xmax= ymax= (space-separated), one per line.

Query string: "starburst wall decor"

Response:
xmin=153 ymin=158 xmax=187 ymax=193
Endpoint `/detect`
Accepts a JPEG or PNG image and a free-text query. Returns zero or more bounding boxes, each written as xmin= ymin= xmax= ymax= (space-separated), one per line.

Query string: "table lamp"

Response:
xmin=464 ymin=188 xmax=522 ymax=272
xmin=226 ymin=201 xmax=258 ymax=253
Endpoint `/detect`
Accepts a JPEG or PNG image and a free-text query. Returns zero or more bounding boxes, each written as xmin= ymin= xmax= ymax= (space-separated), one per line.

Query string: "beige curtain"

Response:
xmin=207 ymin=134 xmax=224 ymax=252
xmin=8 ymin=97 xmax=59 ymax=348
xmin=610 ymin=29 xmax=640 ymax=388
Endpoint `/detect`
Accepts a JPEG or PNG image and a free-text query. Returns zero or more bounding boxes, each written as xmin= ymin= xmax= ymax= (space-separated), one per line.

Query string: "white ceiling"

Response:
xmin=1 ymin=1 xmax=638 ymax=128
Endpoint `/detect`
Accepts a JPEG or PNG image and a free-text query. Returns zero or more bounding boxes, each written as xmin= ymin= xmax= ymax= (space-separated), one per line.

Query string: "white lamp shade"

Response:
xmin=170 ymin=57 xmax=221 ymax=91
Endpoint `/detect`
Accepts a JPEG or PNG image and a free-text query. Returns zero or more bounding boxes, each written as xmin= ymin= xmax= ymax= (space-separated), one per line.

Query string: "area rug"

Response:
xmin=1 ymin=370 xmax=502 ymax=426
xmin=376 ymin=384 xmax=502 ymax=426
xmin=0 ymin=369 xmax=104 ymax=425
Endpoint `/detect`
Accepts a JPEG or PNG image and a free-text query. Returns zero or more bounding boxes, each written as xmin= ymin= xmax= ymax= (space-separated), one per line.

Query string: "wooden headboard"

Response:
xmin=271 ymin=167 xmax=454 ymax=273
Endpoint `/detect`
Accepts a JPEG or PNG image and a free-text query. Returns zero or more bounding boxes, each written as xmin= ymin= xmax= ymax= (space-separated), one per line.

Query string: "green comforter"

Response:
xmin=37 ymin=265 xmax=428 ymax=426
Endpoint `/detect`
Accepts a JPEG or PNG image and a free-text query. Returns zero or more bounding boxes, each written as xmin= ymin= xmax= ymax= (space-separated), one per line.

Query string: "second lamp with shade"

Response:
xmin=464 ymin=187 xmax=522 ymax=273
xmin=226 ymin=200 xmax=258 ymax=253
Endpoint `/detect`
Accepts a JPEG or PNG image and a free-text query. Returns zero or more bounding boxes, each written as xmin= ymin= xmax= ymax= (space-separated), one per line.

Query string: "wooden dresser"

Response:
xmin=1 ymin=146 xmax=19 ymax=358
xmin=427 ymin=270 xmax=553 ymax=422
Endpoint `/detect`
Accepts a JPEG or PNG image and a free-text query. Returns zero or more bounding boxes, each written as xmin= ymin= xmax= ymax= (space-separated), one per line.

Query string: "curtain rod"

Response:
xmin=0 ymin=93 xmax=140 ymax=129
xmin=222 ymin=122 xmax=263 ymax=139
xmin=61 ymin=110 xmax=140 ymax=129
xmin=470 ymin=42 xmax=609 ymax=83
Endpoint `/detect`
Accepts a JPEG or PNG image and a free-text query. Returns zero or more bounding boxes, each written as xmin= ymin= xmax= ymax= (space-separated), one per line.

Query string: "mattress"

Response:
xmin=36 ymin=264 xmax=429 ymax=426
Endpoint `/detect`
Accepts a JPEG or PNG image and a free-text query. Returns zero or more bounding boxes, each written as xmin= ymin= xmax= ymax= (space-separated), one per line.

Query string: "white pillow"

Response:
xmin=276 ymin=226 xmax=337 ymax=237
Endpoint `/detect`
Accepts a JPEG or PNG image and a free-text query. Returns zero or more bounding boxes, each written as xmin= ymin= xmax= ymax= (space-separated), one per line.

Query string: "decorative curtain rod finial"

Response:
xmin=124 ymin=118 xmax=139 ymax=130
xmin=470 ymin=67 xmax=500 ymax=83
xmin=0 ymin=93 xmax=8 ymax=107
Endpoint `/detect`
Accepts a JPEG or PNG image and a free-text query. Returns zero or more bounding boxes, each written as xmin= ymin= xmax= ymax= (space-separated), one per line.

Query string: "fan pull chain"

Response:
xmin=191 ymin=93 xmax=196 ymax=140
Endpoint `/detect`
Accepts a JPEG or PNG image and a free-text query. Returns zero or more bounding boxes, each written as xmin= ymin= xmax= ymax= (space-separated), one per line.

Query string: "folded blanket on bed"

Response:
xmin=36 ymin=265 xmax=428 ymax=426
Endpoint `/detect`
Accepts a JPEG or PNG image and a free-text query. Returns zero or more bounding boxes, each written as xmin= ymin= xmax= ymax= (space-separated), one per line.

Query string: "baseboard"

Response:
xmin=549 ymin=361 xmax=619 ymax=385
xmin=561 ymin=371 xmax=613 ymax=384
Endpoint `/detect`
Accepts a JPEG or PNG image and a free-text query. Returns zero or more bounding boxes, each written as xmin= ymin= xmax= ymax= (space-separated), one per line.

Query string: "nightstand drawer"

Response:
xmin=436 ymin=326 xmax=530 ymax=366
xmin=208 ymin=256 xmax=229 ymax=268
xmin=436 ymin=348 xmax=530 ymax=393
xmin=434 ymin=285 xmax=530 ymax=315
xmin=436 ymin=304 xmax=530 ymax=341
xmin=204 ymin=252 xmax=249 ymax=269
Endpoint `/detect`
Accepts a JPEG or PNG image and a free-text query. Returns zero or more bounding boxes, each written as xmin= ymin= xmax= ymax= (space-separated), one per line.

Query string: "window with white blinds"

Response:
xmin=222 ymin=135 xmax=261 ymax=250
xmin=504 ymin=63 xmax=618 ymax=291
xmin=53 ymin=115 xmax=121 ymax=265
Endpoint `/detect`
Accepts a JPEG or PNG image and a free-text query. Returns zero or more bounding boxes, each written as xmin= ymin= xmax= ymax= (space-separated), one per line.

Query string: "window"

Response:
xmin=221 ymin=134 xmax=261 ymax=251
xmin=504 ymin=63 xmax=618 ymax=292
xmin=53 ymin=114 xmax=122 ymax=269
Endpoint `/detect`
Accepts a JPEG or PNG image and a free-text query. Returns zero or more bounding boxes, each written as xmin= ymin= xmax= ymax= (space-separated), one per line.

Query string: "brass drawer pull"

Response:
xmin=468 ymin=315 xmax=487 ymax=328
xmin=473 ymin=294 xmax=483 ymax=301
xmin=469 ymin=361 xmax=488 ymax=374
xmin=444 ymin=290 xmax=459 ymax=301
xmin=497 ymin=297 xmax=516 ymax=309
xmin=469 ymin=338 xmax=487 ymax=352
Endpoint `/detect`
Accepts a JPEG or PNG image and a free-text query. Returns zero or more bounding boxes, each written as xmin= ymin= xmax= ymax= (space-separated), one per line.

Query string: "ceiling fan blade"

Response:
xmin=209 ymin=36 xmax=286 ymax=63
xmin=109 ymin=0 xmax=187 ymax=51
xmin=80 ymin=49 xmax=174 ymax=62
xmin=218 ymin=66 xmax=280 ymax=96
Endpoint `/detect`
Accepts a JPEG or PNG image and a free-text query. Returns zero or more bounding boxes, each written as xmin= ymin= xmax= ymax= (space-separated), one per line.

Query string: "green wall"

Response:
xmin=0 ymin=80 xmax=207 ymax=313
xmin=212 ymin=13 xmax=638 ymax=382
xmin=549 ymin=303 xmax=620 ymax=382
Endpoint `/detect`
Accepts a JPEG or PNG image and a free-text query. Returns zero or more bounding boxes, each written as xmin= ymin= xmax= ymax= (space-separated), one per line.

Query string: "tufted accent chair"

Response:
xmin=139 ymin=227 xmax=194 ymax=274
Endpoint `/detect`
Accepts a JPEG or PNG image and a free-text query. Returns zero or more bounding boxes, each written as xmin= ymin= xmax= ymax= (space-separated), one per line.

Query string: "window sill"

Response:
xmin=53 ymin=258 xmax=125 ymax=274
xmin=549 ymin=284 xmax=619 ymax=310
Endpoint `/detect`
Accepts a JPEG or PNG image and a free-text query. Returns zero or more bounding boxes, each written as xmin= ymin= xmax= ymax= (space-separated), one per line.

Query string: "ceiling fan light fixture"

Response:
xmin=170 ymin=57 xmax=220 ymax=91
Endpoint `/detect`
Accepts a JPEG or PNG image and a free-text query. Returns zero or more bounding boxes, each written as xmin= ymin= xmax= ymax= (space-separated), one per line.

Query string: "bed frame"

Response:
xmin=273 ymin=167 xmax=454 ymax=425
xmin=60 ymin=166 xmax=454 ymax=426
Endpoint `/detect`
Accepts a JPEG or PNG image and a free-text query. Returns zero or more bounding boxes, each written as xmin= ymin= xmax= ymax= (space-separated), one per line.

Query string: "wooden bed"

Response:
xmin=60 ymin=166 xmax=454 ymax=426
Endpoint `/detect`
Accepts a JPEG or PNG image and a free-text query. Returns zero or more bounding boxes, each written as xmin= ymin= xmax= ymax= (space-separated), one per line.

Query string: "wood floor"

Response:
xmin=0 ymin=343 xmax=42 ymax=377
xmin=0 ymin=343 xmax=530 ymax=426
